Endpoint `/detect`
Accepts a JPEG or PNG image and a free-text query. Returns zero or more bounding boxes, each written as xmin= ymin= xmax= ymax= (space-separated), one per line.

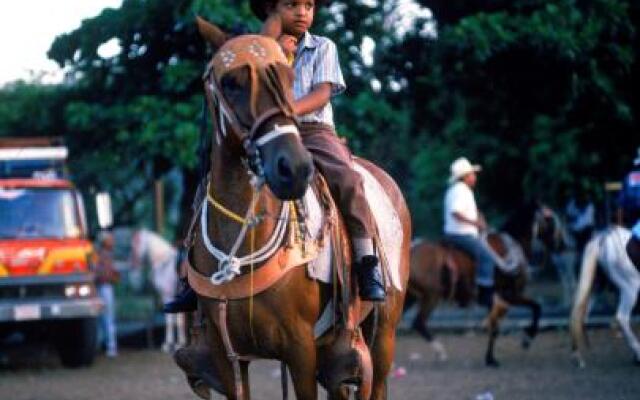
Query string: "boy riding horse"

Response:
xmin=164 ymin=0 xmax=384 ymax=313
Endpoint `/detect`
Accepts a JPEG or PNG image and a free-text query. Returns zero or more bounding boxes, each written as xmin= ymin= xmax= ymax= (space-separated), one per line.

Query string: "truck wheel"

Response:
xmin=55 ymin=318 xmax=98 ymax=368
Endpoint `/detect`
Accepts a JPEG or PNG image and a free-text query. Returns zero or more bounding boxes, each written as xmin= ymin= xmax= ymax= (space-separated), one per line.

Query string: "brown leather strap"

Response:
xmin=216 ymin=301 xmax=244 ymax=399
xmin=187 ymin=243 xmax=318 ymax=300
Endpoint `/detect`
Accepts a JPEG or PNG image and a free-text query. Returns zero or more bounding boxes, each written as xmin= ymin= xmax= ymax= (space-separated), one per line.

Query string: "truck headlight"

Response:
xmin=78 ymin=284 xmax=91 ymax=297
xmin=65 ymin=285 xmax=77 ymax=297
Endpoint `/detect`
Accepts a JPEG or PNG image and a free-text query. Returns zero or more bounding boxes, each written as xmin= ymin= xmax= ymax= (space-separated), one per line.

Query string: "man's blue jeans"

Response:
xmin=98 ymin=284 xmax=117 ymax=355
xmin=445 ymin=233 xmax=496 ymax=287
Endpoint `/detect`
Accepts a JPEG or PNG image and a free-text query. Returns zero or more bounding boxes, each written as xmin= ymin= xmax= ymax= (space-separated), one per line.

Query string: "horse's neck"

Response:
xmin=205 ymin=143 xmax=283 ymax=263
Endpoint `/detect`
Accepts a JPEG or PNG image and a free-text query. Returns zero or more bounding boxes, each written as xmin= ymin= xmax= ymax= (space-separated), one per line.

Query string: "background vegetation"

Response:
xmin=1 ymin=0 xmax=638 ymax=237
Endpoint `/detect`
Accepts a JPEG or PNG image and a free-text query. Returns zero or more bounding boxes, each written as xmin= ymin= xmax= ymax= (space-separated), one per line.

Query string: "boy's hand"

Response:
xmin=262 ymin=13 xmax=283 ymax=38
xmin=278 ymin=34 xmax=298 ymax=61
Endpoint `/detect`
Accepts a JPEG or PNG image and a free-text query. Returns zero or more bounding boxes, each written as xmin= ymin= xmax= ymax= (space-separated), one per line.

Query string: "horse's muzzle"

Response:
xmin=263 ymin=142 xmax=313 ymax=200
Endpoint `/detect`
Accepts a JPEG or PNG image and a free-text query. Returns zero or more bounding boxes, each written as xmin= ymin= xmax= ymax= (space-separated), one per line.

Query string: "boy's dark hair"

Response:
xmin=250 ymin=0 xmax=329 ymax=21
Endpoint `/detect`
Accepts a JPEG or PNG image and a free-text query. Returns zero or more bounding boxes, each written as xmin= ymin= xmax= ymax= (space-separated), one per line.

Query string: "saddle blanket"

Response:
xmin=304 ymin=162 xmax=404 ymax=292
xmin=494 ymin=233 xmax=526 ymax=275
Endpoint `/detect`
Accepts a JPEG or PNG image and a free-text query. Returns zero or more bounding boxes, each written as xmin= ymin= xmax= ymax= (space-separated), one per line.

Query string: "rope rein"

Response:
xmin=202 ymin=180 xmax=292 ymax=285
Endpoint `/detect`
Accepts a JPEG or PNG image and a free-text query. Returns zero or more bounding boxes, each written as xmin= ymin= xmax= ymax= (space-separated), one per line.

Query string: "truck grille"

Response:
xmin=0 ymin=284 xmax=66 ymax=300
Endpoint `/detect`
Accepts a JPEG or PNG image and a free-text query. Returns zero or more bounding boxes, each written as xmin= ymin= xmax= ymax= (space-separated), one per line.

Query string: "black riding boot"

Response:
xmin=163 ymin=278 xmax=198 ymax=313
xmin=357 ymin=255 xmax=386 ymax=302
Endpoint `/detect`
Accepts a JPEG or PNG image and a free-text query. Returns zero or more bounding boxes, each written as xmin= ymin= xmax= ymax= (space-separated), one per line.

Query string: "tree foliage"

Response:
xmin=0 ymin=0 xmax=637 ymax=236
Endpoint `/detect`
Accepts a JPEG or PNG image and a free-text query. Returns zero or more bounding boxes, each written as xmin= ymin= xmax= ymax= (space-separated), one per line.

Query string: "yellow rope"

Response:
xmin=206 ymin=182 xmax=247 ymax=224
xmin=289 ymin=202 xmax=299 ymax=243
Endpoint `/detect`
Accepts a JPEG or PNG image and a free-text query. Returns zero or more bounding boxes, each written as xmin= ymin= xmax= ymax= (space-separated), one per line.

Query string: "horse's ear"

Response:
xmin=196 ymin=16 xmax=229 ymax=50
xmin=261 ymin=14 xmax=282 ymax=39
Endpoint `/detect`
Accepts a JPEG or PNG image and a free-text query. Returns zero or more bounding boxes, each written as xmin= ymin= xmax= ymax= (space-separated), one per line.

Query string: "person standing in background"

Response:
xmin=94 ymin=231 xmax=119 ymax=358
xmin=565 ymin=189 xmax=595 ymax=256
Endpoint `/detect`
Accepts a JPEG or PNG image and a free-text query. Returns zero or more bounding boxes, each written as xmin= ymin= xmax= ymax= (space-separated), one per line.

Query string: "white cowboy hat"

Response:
xmin=448 ymin=157 xmax=482 ymax=183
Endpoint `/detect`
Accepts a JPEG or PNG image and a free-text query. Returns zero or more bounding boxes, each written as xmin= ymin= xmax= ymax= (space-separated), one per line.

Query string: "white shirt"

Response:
xmin=293 ymin=32 xmax=346 ymax=127
xmin=633 ymin=220 xmax=640 ymax=239
xmin=444 ymin=181 xmax=479 ymax=236
xmin=565 ymin=199 xmax=595 ymax=232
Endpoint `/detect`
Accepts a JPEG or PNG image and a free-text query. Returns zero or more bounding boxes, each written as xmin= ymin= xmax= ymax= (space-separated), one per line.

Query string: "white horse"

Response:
xmin=131 ymin=228 xmax=186 ymax=352
xmin=570 ymin=225 xmax=640 ymax=367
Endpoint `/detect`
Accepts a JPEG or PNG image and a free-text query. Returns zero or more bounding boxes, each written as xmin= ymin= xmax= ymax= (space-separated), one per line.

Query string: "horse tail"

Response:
xmin=404 ymin=239 xmax=425 ymax=313
xmin=570 ymin=235 xmax=600 ymax=355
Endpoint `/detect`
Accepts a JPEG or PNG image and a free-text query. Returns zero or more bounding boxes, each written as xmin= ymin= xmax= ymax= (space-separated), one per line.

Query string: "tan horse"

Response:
xmin=174 ymin=17 xmax=411 ymax=400
xmin=407 ymin=233 xmax=541 ymax=366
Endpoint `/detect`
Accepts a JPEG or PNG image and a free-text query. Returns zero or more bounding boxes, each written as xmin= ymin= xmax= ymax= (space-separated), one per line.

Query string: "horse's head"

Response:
xmin=533 ymin=205 xmax=563 ymax=252
xmin=197 ymin=16 xmax=313 ymax=200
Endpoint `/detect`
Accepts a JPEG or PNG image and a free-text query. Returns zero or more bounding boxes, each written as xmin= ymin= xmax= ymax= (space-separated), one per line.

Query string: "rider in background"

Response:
xmin=617 ymin=148 xmax=640 ymax=226
xmin=443 ymin=157 xmax=499 ymax=308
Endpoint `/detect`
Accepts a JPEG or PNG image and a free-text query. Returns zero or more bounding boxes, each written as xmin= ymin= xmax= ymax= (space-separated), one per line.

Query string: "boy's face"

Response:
xmin=272 ymin=0 xmax=315 ymax=38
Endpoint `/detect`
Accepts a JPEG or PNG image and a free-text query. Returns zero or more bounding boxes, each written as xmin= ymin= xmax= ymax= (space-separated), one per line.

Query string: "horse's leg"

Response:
xmin=163 ymin=313 xmax=176 ymax=352
xmin=240 ymin=361 xmax=251 ymax=400
xmin=411 ymin=292 xmax=447 ymax=361
xmin=285 ymin=337 xmax=317 ymax=400
xmin=556 ymin=252 xmax=577 ymax=307
xmin=510 ymin=295 xmax=542 ymax=349
xmin=177 ymin=312 xmax=187 ymax=347
xmin=362 ymin=300 xmax=406 ymax=400
xmin=484 ymin=295 xmax=509 ymax=367
xmin=367 ymin=328 xmax=394 ymax=400
xmin=615 ymin=283 xmax=640 ymax=363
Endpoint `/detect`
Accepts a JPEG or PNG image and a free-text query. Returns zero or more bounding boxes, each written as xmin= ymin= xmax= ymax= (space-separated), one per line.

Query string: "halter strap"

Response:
xmin=203 ymin=64 xmax=297 ymax=146
xmin=206 ymin=181 xmax=247 ymax=224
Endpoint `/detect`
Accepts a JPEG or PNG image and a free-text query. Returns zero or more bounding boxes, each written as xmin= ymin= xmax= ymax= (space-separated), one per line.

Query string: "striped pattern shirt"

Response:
xmin=293 ymin=32 xmax=346 ymax=126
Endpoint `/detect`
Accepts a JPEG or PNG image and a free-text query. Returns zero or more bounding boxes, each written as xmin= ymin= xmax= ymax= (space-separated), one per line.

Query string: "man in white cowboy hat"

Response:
xmin=443 ymin=157 xmax=497 ymax=307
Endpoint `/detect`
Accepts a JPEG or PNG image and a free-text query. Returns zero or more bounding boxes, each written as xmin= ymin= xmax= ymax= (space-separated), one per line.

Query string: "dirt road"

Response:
xmin=1 ymin=328 xmax=638 ymax=400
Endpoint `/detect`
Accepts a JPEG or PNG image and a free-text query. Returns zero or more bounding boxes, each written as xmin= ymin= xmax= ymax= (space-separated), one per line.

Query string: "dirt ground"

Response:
xmin=1 ymin=328 xmax=638 ymax=400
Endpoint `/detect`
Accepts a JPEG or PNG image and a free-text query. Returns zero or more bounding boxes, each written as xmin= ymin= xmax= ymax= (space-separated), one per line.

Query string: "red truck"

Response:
xmin=0 ymin=138 xmax=102 ymax=367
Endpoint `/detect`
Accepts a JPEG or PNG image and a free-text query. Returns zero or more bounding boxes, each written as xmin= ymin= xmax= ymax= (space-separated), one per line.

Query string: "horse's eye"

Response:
xmin=221 ymin=73 xmax=250 ymax=109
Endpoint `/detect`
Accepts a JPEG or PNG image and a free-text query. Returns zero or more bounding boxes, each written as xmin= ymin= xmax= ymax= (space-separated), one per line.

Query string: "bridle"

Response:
xmin=202 ymin=56 xmax=299 ymax=181
xmin=198 ymin=38 xmax=303 ymax=285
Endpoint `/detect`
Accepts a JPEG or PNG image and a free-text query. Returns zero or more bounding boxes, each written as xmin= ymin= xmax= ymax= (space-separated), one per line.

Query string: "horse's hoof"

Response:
xmin=485 ymin=358 xmax=500 ymax=368
xmin=431 ymin=341 xmax=448 ymax=362
xmin=571 ymin=352 xmax=586 ymax=369
xmin=161 ymin=342 xmax=173 ymax=353
xmin=188 ymin=378 xmax=211 ymax=400
xmin=521 ymin=334 xmax=532 ymax=350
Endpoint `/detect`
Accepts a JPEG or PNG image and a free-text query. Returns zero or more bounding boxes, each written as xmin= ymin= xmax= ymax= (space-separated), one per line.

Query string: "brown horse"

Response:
xmin=406 ymin=232 xmax=541 ymax=367
xmin=174 ymin=17 xmax=411 ymax=399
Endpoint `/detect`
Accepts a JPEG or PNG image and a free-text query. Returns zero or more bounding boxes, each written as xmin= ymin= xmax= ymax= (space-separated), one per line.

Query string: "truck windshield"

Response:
xmin=0 ymin=188 xmax=82 ymax=239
